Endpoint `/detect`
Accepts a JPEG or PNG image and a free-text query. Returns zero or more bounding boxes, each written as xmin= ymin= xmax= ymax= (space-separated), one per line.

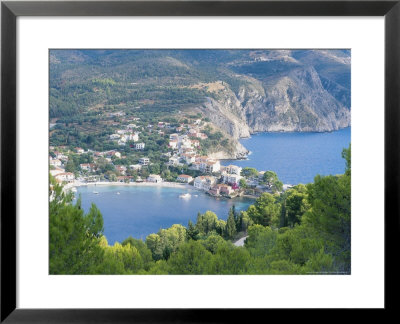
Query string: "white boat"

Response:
xmin=93 ymin=191 xmax=99 ymax=194
xmin=70 ymin=187 xmax=77 ymax=193
xmin=179 ymin=193 xmax=191 ymax=199
xmin=117 ymin=192 xmax=120 ymax=195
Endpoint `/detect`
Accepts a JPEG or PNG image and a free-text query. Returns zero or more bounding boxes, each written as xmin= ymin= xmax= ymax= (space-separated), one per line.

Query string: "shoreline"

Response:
xmin=71 ymin=180 xmax=192 ymax=189
xmin=67 ymin=180 xmax=258 ymax=200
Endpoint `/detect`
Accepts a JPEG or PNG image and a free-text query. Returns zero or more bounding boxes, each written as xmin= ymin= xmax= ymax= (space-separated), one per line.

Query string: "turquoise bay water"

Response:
xmin=222 ymin=127 xmax=351 ymax=185
xmin=76 ymin=185 xmax=253 ymax=244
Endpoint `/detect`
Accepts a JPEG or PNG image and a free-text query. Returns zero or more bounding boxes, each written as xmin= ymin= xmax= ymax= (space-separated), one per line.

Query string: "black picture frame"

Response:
xmin=1 ymin=0 xmax=399 ymax=322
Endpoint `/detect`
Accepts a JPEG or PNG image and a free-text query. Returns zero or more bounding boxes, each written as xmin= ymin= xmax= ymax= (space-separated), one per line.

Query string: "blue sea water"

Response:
xmin=75 ymin=185 xmax=253 ymax=244
xmin=222 ymin=127 xmax=351 ymax=185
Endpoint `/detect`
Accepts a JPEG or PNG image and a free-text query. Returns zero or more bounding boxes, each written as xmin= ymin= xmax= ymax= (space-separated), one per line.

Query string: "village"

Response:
xmin=50 ymin=113 xmax=287 ymax=199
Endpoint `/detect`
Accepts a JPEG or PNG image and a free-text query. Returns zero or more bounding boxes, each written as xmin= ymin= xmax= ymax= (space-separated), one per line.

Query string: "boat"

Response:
xmin=117 ymin=192 xmax=120 ymax=195
xmin=179 ymin=193 xmax=191 ymax=199
xmin=70 ymin=187 xmax=77 ymax=193
xmin=93 ymin=191 xmax=99 ymax=194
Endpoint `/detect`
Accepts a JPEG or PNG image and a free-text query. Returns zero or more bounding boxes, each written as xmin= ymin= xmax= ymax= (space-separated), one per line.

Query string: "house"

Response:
xmin=117 ymin=176 xmax=132 ymax=182
xmin=177 ymin=174 xmax=193 ymax=183
xmin=50 ymin=167 xmax=65 ymax=177
xmin=147 ymin=174 xmax=162 ymax=183
xmin=168 ymin=156 xmax=180 ymax=166
xmin=134 ymin=142 xmax=145 ymax=150
xmin=139 ymin=157 xmax=150 ymax=165
xmin=224 ymin=165 xmax=242 ymax=176
xmin=49 ymin=158 xmax=62 ymax=167
xmin=189 ymin=161 xmax=201 ymax=171
xmin=80 ymin=163 xmax=96 ymax=172
xmin=54 ymin=152 xmax=68 ymax=160
xmin=191 ymin=140 xmax=200 ymax=147
xmin=117 ymin=139 xmax=126 ymax=146
xmin=127 ymin=132 xmax=139 ymax=142
xmin=115 ymin=165 xmax=127 ymax=175
xmin=219 ymin=184 xmax=234 ymax=195
xmin=110 ymin=134 xmax=121 ymax=140
xmin=106 ymin=151 xmax=121 ymax=159
xmin=169 ymin=140 xmax=178 ymax=149
xmin=129 ymin=164 xmax=142 ymax=171
xmin=181 ymin=153 xmax=196 ymax=164
xmin=54 ymin=172 xmax=75 ymax=183
xmin=200 ymin=160 xmax=220 ymax=173
xmin=193 ymin=132 xmax=208 ymax=140
xmin=194 ymin=176 xmax=216 ymax=190
xmin=223 ymin=173 xmax=242 ymax=185
xmin=108 ymin=111 xmax=125 ymax=117
xmin=75 ymin=147 xmax=85 ymax=154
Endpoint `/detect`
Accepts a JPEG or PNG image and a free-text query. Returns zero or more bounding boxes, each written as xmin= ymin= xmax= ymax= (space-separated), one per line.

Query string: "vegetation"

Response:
xmin=49 ymin=145 xmax=351 ymax=275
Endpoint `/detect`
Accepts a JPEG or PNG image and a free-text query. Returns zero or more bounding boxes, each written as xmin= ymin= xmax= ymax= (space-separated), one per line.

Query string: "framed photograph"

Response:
xmin=1 ymin=0 xmax=398 ymax=321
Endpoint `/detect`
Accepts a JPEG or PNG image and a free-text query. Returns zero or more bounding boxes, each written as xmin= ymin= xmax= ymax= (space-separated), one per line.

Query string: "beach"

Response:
xmin=67 ymin=180 xmax=192 ymax=190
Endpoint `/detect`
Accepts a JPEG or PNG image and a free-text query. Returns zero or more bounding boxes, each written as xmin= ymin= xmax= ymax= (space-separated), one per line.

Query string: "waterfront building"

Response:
xmin=54 ymin=172 xmax=75 ymax=183
xmin=147 ymin=174 xmax=163 ymax=183
xmin=224 ymin=165 xmax=242 ymax=176
xmin=177 ymin=174 xmax=193 ymax=183
xmin=194 ymin=176 xmax=216 ymax=190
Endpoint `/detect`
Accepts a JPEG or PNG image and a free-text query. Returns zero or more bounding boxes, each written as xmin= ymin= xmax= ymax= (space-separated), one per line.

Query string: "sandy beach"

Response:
xmin=70 ymin=180 xmax=192 ymax=190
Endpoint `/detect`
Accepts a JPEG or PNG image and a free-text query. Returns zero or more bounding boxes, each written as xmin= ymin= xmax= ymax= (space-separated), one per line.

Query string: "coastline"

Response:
xmin=70 ymin=180 xmax=192 ymax=190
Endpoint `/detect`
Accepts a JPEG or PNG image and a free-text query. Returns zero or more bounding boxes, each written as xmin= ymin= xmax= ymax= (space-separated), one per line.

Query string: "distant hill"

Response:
xmin=50 ymin=49 xmax=351 ymax=136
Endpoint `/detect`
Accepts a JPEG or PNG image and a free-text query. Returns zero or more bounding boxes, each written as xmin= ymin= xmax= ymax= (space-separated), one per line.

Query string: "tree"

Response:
xmin=262 ymin=171 xmax=283 ymax=193
xmin=247 ymin=193 xmax=281 ymax=227
xmin=285 ymin=190 xmax=309 ymax=227
xmin=167 ymin=240 xmax=212 ymax=274
xmin=304 ymin=174 xmax=350 ymax=272
xmin=241 ymin=167 xmax=259 ymax=178
xmin=239 ymin=178 xmax=247 ymax=189
xmin=49 ymin=176 xmax=104 ymax=274
xmin=225 ymin=207 xmax=237 ymax=239
xmin=186 ymin=220 xmax=199 ymax=241
xmin=196 ymin=211 xmax=218 ymax=236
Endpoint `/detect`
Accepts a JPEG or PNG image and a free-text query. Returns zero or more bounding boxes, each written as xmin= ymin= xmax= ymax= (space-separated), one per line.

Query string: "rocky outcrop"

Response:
xmin=198 ymin=65 xmax=350 ymax=140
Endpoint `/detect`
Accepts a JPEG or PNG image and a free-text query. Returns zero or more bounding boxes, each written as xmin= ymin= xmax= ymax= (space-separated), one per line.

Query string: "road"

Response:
xmin=233 ymin=236 xmax=248 ymax=247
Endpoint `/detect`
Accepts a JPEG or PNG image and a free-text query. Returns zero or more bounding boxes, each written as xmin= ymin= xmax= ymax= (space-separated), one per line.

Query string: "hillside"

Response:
xmin=50 ymin=49 xmax=351 ymax=156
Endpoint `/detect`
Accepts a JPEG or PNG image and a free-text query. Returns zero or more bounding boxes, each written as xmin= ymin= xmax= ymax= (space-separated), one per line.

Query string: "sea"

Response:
xmin=76 ymin=127 xmax=350 ymax=243
xmin=222 ymin=127 xmax=351 ymax=185
xmin=75 ymin=185 xmax=253 ymax=244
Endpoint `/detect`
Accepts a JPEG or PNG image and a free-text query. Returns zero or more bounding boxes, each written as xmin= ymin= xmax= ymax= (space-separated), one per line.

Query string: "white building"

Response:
xmin=116 ymin=165 xmax=127 ymax=175
xmin=168 ymin=156 xmax=180 ymax=166
xmin=224 ymin=165 xmax=242 ymax=176
xmin=134 ymin=142 xmax=145 ymax=150
xmin=223 ymin=173 xmax=242 ymax=185
xmin=147 ymin=174 xmax=162 ymax=183
xmin=129 ymin=164 xmax=142 ymax=171
xmin=50 ymin=158 xmax=62 ymax=167
xmin=55 ymin=172 xmax=75 ymax=183
xmin=177 ymin=174 xmax=193 ymax=183
xmin=80 ymin=163 xmax=95 ymax=172
xmin=139 ymin=157 xmax=150 ymax=165
xmin=110 ymin=134 xmax=121 ymax=140
xmin=194 ymin=176 xmax=217 ymax=191
xmin=200 ymin=160 xmax=220 ymax=173
xmin=181 ymin=154 xmax=196 ymax=165
xmin=169 ymin=140 xmax=178 ymax=149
